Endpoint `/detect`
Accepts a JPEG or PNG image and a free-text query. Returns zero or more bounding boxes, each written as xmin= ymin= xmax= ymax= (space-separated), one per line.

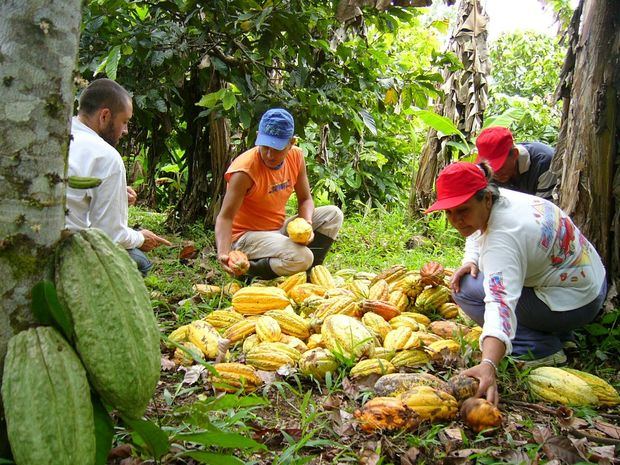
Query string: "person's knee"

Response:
xmin=289 ymin=246 xmax=314 ymax=272
xmin=315 ymin=205 xmax=344 ymax=238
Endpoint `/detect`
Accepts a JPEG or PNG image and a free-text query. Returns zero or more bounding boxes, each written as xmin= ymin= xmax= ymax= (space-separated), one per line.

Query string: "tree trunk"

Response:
xmin=408 ymin=0 xmax=490 ymax=216
xmin=0 ymin=0 xmax=81 ymax=456
xmin=553 ymin=0 xmax=619 ymax=294
xmin=169 ymin=70 xmax=231 ymax=231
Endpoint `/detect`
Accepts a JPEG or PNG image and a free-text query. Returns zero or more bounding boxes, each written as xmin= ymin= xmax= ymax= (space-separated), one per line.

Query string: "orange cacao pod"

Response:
xmin=354 ymin=397 xmax=418 ymax=432
xmin=459 ymin=397 xmax=502 ymax=433
xmin=227 ymin=250 xmax=250 ymax=276
xmin=419 ymin=261 xmax=445 ymax=287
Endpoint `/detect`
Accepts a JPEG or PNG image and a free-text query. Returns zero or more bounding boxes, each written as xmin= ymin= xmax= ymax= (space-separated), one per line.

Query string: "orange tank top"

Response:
xmin=225 ymin=146 xmax=304 ymax=241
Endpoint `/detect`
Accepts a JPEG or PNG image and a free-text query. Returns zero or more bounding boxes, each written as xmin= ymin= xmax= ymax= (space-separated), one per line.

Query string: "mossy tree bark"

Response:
xmin=554 ymin=0 xmax=619 ymax=294
xmin=0 ymin=0 xmax=81 ymax=456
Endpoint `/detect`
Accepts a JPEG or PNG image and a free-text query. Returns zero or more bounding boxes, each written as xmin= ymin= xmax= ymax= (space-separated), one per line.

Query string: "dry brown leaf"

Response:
xmin=160 ymin=356 xmax=176 ymax=371
xmin=438 ymin=427 xmax=464 ymax=454
xmin=107 ymin=444 xmax=132 ymax=460
xmin=332 ymin=409 xmax=356 ymax=437
xmin=444 ymin=448 xmax=484 ymax=465
xmin=180 ymin=364 xmax=205 ymax=385
xmin=179 ymin=243 xmax=198 ymax=260
xmin=358 ymin=440 xmax=381 ymax=465
xmin=400 ymin=447 xmax=420 ymax=465
xmin=542 ymin=436 xmax=583 ymax=464
xmin=593 ymin=420 xmax=620 ymax=439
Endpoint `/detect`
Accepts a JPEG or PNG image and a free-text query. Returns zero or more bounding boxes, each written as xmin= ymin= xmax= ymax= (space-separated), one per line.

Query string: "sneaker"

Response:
xmin=515 ymin=349 xmax=567 ymax=369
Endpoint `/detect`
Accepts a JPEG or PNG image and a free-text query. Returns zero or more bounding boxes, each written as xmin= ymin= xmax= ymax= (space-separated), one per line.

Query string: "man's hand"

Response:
xmin=462 ymin=362 xmax=499 ymax=405
xmin=217 ymin=253 xmax=236 ymax=276
xmin=139 ymin=229 xmax=172 ymax=252
xmin=127 ymin=186 xmax=138 ymax=206
xmin=450 ymin=262 xmax=479 ymax=293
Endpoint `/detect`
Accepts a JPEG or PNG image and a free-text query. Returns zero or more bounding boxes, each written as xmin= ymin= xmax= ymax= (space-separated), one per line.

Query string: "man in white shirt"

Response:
xmin=66 ymin=79 xmax=170 ymax=275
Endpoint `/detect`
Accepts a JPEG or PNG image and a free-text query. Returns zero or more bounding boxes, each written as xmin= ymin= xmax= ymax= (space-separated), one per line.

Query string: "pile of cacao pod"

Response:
xmin=1 ymin=229 xmax=161 ymax=465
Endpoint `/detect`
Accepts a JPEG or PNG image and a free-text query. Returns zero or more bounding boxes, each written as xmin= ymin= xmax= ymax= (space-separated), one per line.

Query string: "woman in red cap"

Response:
xmin=427 ymin=162 xmax=607 ymax=404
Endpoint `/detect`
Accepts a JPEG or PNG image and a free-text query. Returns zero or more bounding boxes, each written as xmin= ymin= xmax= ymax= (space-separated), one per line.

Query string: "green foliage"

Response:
xmin=486 ymin=32 xmax=566 ymax=144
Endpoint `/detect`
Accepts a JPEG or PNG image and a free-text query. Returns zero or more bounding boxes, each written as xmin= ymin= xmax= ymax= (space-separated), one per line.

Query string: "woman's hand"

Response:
xmin=462 ymin=362 xmax=499 ymax=405
xmin=450 ymin=262 xmax=479 ymax=293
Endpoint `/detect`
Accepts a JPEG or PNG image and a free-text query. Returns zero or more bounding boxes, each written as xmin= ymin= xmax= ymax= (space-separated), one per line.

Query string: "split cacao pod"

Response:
xmin=399 ymin=385 xmax=458 ymax=422
xmin=460 ymin=398 xmax=502 ymax=433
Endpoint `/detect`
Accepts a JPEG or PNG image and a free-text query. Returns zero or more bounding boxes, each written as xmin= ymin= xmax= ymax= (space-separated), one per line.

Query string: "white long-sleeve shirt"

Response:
xmin=462 ymin=188 xmax=606 ymax=355
xmin=65 ymin=117 xmax=144 ymax=249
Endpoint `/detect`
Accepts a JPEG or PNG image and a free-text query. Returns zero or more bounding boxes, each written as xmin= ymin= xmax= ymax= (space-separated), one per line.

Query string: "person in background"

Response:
xmin=426 ymin=162 xmax=606 ymax=405
xmin=66 ymin=78 xmax=171 ymax=276
xmin=215 ymin=108 xmax=343 ymax=280
xmin=475 ymin=126 xmax=557 ymax=202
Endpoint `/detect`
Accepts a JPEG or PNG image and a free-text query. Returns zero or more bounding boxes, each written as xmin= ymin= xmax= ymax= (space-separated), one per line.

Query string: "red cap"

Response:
xmin=475 ymin=126 xmax=514 ymax=172
xmin=425 ymin=162 xmax=489 ymax=213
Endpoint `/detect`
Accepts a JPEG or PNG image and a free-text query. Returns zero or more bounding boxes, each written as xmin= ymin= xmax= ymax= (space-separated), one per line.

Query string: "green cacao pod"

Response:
xmin=55 ymin=229 xmax=160 ymax=419
xmin=2 ymin=327 xmax=96 ymax=465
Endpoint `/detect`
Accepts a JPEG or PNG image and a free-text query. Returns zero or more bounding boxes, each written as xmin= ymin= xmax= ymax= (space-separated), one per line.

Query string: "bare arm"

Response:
xmin=215 ymin=172 xmax=252 ymax=274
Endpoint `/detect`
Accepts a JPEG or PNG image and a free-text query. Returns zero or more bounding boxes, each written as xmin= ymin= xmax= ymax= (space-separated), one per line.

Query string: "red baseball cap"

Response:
xmin=475 ymin=126 xmax=514 ymax=172
xmin=425 ymin=162 xmax=489 ymax=213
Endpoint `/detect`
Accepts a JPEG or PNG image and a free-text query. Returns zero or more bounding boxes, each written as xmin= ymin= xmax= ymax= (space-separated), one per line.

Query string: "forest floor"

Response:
xmin=109 ymin=207 xmax=620 ymax=465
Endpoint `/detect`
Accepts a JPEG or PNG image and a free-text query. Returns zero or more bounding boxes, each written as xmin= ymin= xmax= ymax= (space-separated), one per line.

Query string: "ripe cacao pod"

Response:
xmin=255 ymin=315 xmax=282 ymax=342
xmin=437 ymin=302 xmax=459 ymax=319
xmin=350 ymin=358 xmax=396 ymax=378
xmin=321 ymin=314 xmax=375 ymax=361
xmin=242 ymin=334 xmax=260 ymax=353
xmin=374 ymin=373 xmax=451 ymax=397
xmin=309 ymin=265 xmax=335 ymax=289
xmin=354 ymin=397 xmax=418 ymax=432
xmin=362 ymin=311 xmax=392 ymax=341
xmin=223 ymin=281 xmax=243 ymax=296
xmin=390 ymin=349 xmax=430 ymax=369
xmin=193 ymin=284 xmax=221 ymax=297
xmin=55 ymin=229 xmax=160 ymax=419
xmin=361 ymin=299 xmax=400 ymax=321
xmin=399 ymin=385 xmax=458 ymax=422
xmin=264 ymin=309 xmax=312 ymax=339
xmin=414 ymin=285 xmax=452 ymax=314
xmin=371 ymin=265 xmax=408 ymax=286
xmin=448 ymin=374 xmax=480 ymax=403
xmin=210 ymin=362 xmax=263 ymax=393
xmin=166 ymin=324 xmax=190 ymax=348
xmin=527 ymin=367 xmax=597 ymax=406
xmin=222 ymin=319 xmax=257 ymax=342
xmin=314 ymin=296 xmax=360 ymax=319
xmin=1 ymin=327 xmax=96 ymax=465
xmin=429 ymin=321 xmax=470 ymax=340
xmin=280 ymin=334 xmax=309 ymax=353
xmin=187 ymin=320 xmax=222 ymax=358
xmin=400 ymin=312 xmax=431 ymax=326
xmin=278 ymin=271 xmax=307 ymax=293
xmin=560 ymin=368 xmax=620 ymax=406
xmin=286 ymin=217 xmax=313 ymax=244
xmin=231 ymin=286 xmax=290 ymax=315
xmin=368 ymin=279 xmax=390 ymax=301
xmin=203 ymin=309 xmax=245 ymax=330
xmin=227 ymin=250 xmax=250 ymax=276
xmin=460 ymin=398 xmax=502 ymax=433
xmin=419 ymin=261 xmax=445 ymax=287
xmin=173 ymin=342 xmax=205 ymax=367
xmin=306 ymin=333 xmax=325 ymax=349
xmin=388 ymin=290 xmax=410 ymax=312
xmin=383 ymin=327 xmax=421 ymax=351
xmin=298 ymin=348 xmax=339 ymax=380
xmin=389 ymin=315 xmax=422 ymax=331
xmin=288 ymin=283 xmax=327 ymax=304
xmin=426 ymin=339 xmax=461 ymax=360
xmin=245 ymin=342 xmax=300 ymax=371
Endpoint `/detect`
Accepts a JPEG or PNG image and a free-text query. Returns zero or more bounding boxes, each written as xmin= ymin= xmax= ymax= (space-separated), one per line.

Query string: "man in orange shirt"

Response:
xmin=215 ymin=108 xmax=343 ymax=279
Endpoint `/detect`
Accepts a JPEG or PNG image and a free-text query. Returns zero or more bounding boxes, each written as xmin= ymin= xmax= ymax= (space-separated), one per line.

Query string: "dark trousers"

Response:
xmin=127 ymin=248 xmax=152 ymax=277
xmin=453 ymin=272 xmax=607 ymax=357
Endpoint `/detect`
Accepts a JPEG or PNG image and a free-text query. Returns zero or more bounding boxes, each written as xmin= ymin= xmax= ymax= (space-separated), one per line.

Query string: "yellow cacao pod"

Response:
xmin=210 ymin=362 xmax=263 ymax=393
xmin=400 ymin=312 xmax=431 ymax=326
xmin=242 ymin=334 xmax=260 ymax=353
xmin=187 ymin=320 xmax=221 ymax=359
xmin=309 ymin=265 xmax=335 ymax=289
xmin=314 ymin=296 xmax=360 ymax=320
xmin=362 ymin=312 xmax=392 ymax=341
xmin=222 ymin=319 xmax=256 ymax=343
xmin=437 ymin=302 xmax=459 ymax=319
xmin=388 ymin=290 xmax=410 ymax=312
xmin=166 ymin=324 xmax=190 ymax=348
xmin=415 ymin=286 xmax=452 ymax=314
xmin=298 ymin=348 xmax=339 ymax=380
xmin=560 ymin=368 xmax=620 ymax=406
xmin=231 ymin=286 xmax=290 ymax=315
xmin=173 ymin=342 xmax=204 ymax=367
xmin=278 ymin=271 xmax=307 ymax=294
xmin=193 ymin=284 xmax=222 ymax=298
xmin=264 ymin=309 xmax=312 ymax=339
xmin=383 ymin=327 xmax=421 ymax=351
xmin=245 ymin=342 xmax=301 ymax=371
xmin=426 ymin=339 xmax=461 ymax=360
xmin=368 ymin=279 xmax=390 ymax=301
xmin=286 ymin=217 xmax=313 ymax=243
xmin=528 ymin=367 xmax=598 ymax=406
xmin=306 ymin=333 xmax=324 ymax=349
xmin=389 ymin=315 xmax=421 ymax=331
xmin=371 ymin=265 xmax=408 ymax=286
xmin=280 ymin=334 xmax=309 ymax=353
xmin=223 ymin=281 xmax=243 ymax=296
xmin=288 ymin=283 xmax=327 ymax=304
xmin=203 ymin=309 xmax=244 ymax=330
xmin=370 ymin=346 xmax=396 ymax=360
xmin=399 ymin=385 xmax=458 ymax=422
xmin=350 ymin=358 xmax=396 ymax=378
xmin=347 ymin=279 xmax=370 ymax=299
xmin=390 ymin=349 xmax=430 ymax=369
xmin=255 ymin=315 xmax=282 ymax=342
xmin=321 ymin=314 xmax=375 ymax=361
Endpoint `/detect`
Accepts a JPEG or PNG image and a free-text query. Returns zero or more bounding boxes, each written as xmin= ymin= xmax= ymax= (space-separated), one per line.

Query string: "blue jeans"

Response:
xmin=127 ymin=248 xmax=152 ymax=277
xmin=453 ymin=272 xmax=607 ymax=357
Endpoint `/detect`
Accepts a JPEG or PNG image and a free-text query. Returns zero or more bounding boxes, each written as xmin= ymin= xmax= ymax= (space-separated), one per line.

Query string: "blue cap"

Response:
xmin=255 ymin=108 xmax=294 ymax=150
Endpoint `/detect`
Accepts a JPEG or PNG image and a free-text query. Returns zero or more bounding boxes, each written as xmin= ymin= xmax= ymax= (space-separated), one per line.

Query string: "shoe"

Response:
xmin=244 ymin=258 xmax=278 ymax=281
xmin=307 ymin=232 xmax=335 ymax=268
xmin=516 ymin=350 xmax=567 ymax=369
